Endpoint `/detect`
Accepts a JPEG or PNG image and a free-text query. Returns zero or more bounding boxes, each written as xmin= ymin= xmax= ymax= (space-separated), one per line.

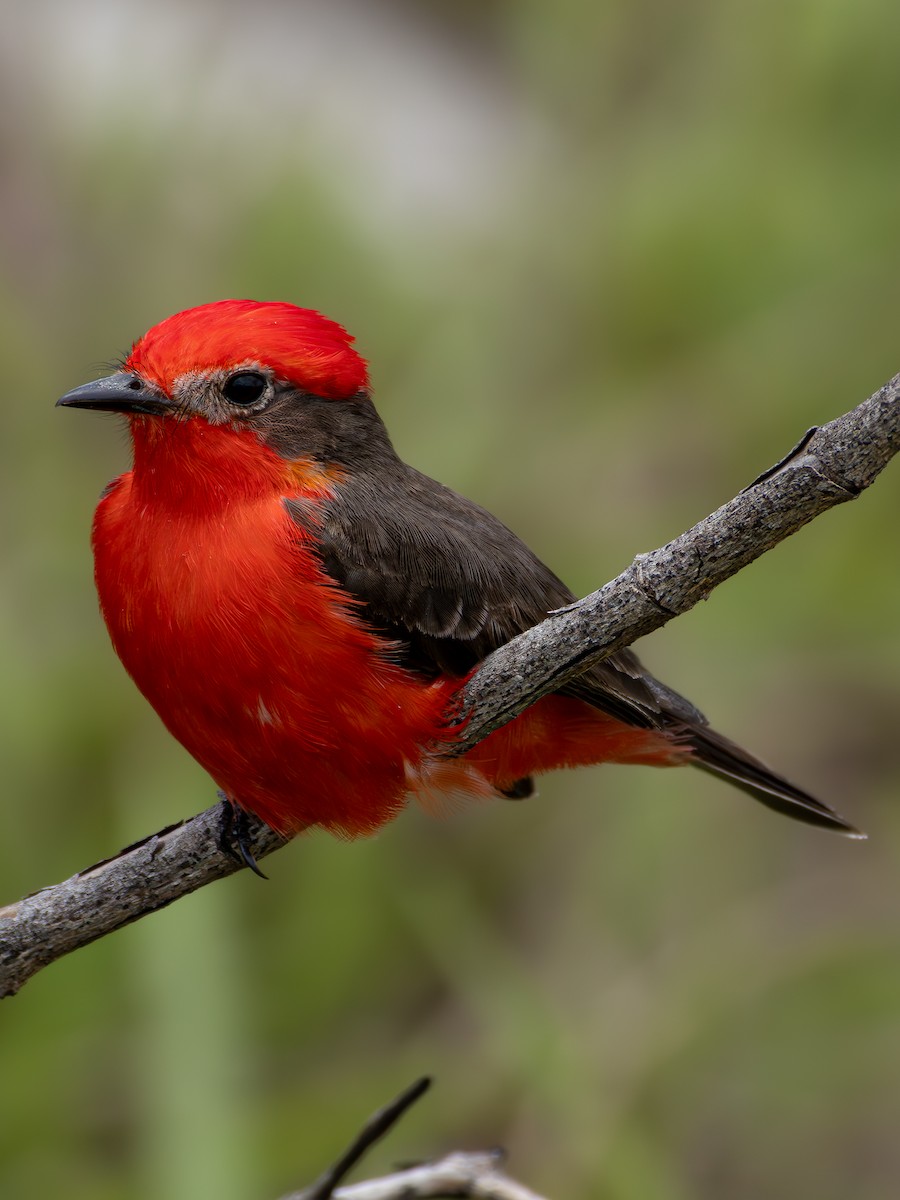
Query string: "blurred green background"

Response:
xmin=2 ymin=1 xmax=900 ymax=1197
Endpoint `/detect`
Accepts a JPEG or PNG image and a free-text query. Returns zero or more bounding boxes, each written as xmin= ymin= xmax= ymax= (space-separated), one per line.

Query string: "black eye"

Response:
xmin=223 ymin=371 xmax=267 ymax=406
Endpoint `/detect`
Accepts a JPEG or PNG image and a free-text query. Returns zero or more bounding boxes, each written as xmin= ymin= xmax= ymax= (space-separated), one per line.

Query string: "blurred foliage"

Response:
xmin=2 ymin=1 xmax=900 ymax=1198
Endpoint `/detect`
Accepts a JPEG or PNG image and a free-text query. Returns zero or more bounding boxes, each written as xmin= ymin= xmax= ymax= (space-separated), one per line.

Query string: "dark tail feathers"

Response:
xmin=686 ymin=725 xmax=864 ymax=838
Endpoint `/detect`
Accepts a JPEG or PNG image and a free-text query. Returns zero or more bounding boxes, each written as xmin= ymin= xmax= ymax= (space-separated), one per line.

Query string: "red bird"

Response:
xmin=58 ymin=300 xmax=858 ymax=849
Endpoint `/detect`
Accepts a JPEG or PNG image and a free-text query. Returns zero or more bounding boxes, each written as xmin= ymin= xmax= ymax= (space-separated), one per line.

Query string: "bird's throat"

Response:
xmin=126 ymin=414 xmax=335 ymax=512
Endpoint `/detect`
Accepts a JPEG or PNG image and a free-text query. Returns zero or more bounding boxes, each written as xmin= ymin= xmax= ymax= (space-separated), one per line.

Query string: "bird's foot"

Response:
xmin=217 ymin=794 xmax=269 ymax=879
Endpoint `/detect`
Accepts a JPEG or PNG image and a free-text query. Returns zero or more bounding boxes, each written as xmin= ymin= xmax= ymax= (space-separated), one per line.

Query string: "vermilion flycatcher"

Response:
xmin=58 ymin=300 xmax=859 ymax=846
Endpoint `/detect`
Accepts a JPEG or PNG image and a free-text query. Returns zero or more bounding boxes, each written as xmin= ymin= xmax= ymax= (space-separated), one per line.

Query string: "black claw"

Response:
xmin=218 ymin=794 xmax=269 ymax=879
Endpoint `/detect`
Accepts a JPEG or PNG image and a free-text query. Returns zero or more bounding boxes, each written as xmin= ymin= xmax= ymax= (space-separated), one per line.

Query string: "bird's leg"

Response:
xmin=499 ymin=776 xmax=535 ymax=800
xmin=217 ymin=793 xmax=269 ymax=880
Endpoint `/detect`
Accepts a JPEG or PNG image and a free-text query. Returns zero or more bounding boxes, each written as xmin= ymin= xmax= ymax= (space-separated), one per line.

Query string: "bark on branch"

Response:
xmin=287 ymin=1151 xmax=547 ymax=1200
xmin=2 ymin=374 xmax=899 ymax=998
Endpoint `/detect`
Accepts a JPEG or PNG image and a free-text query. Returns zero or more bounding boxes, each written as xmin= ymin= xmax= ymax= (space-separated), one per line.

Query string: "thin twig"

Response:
xmin=279 ymin=1077 xmax=547 ymax=1200
xmin=296 ymin=1077 xmax=432 ymax=1200
xmin=1 ymin=373 xmax=898 ymax=997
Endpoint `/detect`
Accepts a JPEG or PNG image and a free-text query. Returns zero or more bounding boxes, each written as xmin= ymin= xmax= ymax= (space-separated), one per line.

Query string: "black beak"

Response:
xmin=56 ymin=371 xmax=173 ymax=415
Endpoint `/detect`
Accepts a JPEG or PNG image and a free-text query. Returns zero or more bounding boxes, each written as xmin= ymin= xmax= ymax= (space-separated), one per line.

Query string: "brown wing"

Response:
xmin=285 ymin=460 xmax=860 ymax=836
xmin=289 ymin=461 xmax=665 ymax=727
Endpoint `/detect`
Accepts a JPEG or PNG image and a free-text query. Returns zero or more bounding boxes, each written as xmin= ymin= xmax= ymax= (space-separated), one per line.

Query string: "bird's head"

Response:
xmin=57 ymin=301 xmax=393 ymax=481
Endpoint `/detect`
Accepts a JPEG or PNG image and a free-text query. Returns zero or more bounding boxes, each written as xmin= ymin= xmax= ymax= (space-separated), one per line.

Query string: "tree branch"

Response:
xmin=286 ymin=1151 xmax=548 ymax=1200
xmin=457 ymin=380 xmax=900 ymax=749
xmin=2 ymin=374 xmax=898 ymax=997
